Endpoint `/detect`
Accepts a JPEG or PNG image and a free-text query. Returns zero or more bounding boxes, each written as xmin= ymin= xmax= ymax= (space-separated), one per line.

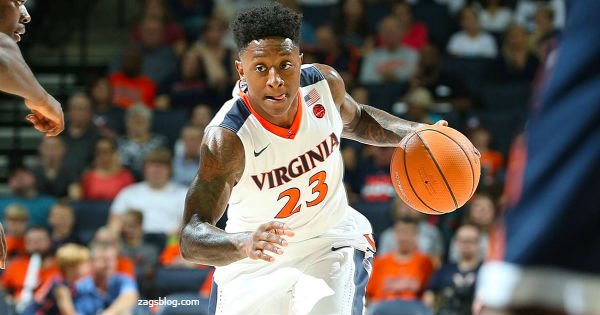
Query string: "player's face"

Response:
xmin=236 ymin=37 xmax=303 ymax=121
xmin=0 ymin=0 xmax=30 ymax=42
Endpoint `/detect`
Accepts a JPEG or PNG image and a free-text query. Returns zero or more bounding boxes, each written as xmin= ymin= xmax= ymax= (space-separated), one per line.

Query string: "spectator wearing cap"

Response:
xmin=109 ymin=148 xmax=188 ymax=235
xmin=117 ymin=104 xmax=168 ymax=180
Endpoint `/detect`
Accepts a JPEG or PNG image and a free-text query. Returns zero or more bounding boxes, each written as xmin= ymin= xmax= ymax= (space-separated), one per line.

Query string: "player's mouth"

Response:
xmin=14 ymin=27 xmax=25 ymax=42
xmin=265 ymin=93 xmax=288 ymax=103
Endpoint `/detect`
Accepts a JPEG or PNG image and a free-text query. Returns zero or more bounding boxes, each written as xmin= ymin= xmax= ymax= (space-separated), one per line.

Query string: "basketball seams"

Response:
xmin=401 ymin=132 xmax=445 ymax=214
xmin=419 ymin=128 xmax=477 ymax=198
xmin=414 ymin=131 xmax=459 ymax=211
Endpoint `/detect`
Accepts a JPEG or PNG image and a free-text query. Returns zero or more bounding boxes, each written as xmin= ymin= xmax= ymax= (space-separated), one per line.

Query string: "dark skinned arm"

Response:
xmin=179 ymin=127 xmax=294 ymax=266
xmin=313 ymin=63 xmax=446 ymax=146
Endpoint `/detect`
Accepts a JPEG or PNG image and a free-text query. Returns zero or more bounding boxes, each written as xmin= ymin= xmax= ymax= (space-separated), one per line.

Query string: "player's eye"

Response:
xmin=281 ymin=62 xmax=293 ymax=70
xmin=255 ymin=65 xmax=267 ymax=72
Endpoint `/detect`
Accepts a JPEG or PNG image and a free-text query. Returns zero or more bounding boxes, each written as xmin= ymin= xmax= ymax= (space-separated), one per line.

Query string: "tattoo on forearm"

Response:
xmin=344 ymin=105 xmax=419 ymax=146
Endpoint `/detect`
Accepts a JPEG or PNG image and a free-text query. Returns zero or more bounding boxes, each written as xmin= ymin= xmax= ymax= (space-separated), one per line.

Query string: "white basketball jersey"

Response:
xmin=208 ymin=64 xmax=350 ymax=242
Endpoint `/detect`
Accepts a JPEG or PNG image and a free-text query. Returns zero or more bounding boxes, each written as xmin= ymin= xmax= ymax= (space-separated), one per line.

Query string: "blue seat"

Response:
xmin=363 ymin=83 xmax=409 ymax=113
xmin=368 ymin=300 xmax=433 ymax=315
xmin=144 ymin=232 xmax=167 ymax=254
xmin=153 ymin=267 xmax=212 ymax=297
xmin=440 ymin=56 xmax=492 ymax=96
xmin=70 ymin=201 xmax=111 ymax=242
xmin=151 ymin=109 xmax=188 ymax=148
xmin=156 ymin=293 xmax=210 ymax=315
xmin=353 ymin=201 xmax=393 ymax=241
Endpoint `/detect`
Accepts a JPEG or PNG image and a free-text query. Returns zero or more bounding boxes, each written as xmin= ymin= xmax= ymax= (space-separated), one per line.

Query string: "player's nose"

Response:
xmin=267 ymin=67 xmax=284 ymax=87
xmin=20 ymin=5 xmax=31 ymax=24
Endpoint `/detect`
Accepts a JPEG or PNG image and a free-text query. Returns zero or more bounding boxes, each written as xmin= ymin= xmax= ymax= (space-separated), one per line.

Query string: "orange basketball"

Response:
xmin=390 ymin=125 xmax=481 ymax=215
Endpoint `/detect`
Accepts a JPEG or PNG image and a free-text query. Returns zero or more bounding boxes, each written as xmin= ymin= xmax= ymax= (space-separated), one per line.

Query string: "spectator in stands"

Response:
xmin=366 ymin=217 xmax=434 ymax=303
xmin=169 ymin=0 xmax=214 ymax=38
xmin=109 ymin=149 xmax=188 ymax=235
xmin=311 ymin=24 xmax=361 ymax=86
xmin=25 ymin=244 xmax=91 ymax=315
xmin=109 ymin=47 xmax=157 ymax=109
xmin=360 ymin=16 xmax=419 ymax=84
xmin=469 ymin=126 xmax=504 ymax=185
xmin=136 ymin=17 xmax=179 ymax=93
xmin=73 ymin=239 xmax=139 ymax=315
xmin=486 ymin=24 xmax=540 ymax=82
xmin=529 ymin=5 xmax=560 ymax=58
xmin=32 ymin=137 xmax=81 ymax=199
xmin=88 ymin=76 xmax=125 ymax=139
xmin=348 ymin=146 xmax=396 ymax=203
xmin=391 ymin=1 xmax=429 ymax=51
xmin=189 ymin=103 xmax=213 ymax=128
xmin=333 ymin=0 xmax=372 ymax=50
xmin=402 ymin=88 xmax=442 ymax=125
xmin=81 ymin=138 xmax=135 ymax=201
xmin=48 ymin=202 xmax=81 ymax=252
xmin=119 ymin=210 xmax=159 ymax=287
xmin=514 ymin=0 xmax=565 ymax=32
xmin=449 ymin=193 xmax=496 ymax=262
xmin=447 ymin=7 xmax=497 ymax=58
xmin=92 ymin=227 xmax=135 ymax=278
xmin=156 ymin=50 xmax=212 ymax=110
xmin=478 ymin=0 xmax=513 ymax=33
xmin=0 ymin=166 xmax=55 ymax=228
xmin=61 ymin=93 xmax=101 ymax=178
xmin=2 ymin=226 xmax=59 ymax=312
xmin=411 ymin=45 xmax=471 ymax=112
xmin=172 ymin=125 xmax=202 ymax=186
xmin=3 ymin=204 xmax=29 ymax=260
xmin=117 ymin=104 xmax=168 ymax=179
xmin=189 ymin=18 xmax=236 ymax=94
xmin=131 ymin=0 xmax=187 ymax=56
xmin=378 ymin=198 xmax=445 ymax=267
xmin=423 ymin=224 xmax=482 ymax=315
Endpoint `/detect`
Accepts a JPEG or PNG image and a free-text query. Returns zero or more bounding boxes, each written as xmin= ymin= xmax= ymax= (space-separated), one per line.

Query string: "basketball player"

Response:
xmin=179 ymin=4 xmax=446 ymax=315
xmin=476 ymin=1 xmax=600 ymax=314
xmin=0 ymin=0 xmax=65 ymax=269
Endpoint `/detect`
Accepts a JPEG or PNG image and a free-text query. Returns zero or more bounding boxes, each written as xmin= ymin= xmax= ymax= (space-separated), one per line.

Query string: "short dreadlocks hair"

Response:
xmin=231 ymin=2 xmax=302 ymax=51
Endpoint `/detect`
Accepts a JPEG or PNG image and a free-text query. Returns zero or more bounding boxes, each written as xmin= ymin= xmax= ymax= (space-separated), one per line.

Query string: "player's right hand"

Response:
xmin=24 ymin=93 xmax=64 ymax=136
xmin=242 ymin=221 xmax=295 ymax=263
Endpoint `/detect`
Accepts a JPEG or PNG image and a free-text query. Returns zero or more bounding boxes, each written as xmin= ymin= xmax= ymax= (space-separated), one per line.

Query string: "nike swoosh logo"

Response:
xmin=253 ymin=144 xmax=270 ymax=157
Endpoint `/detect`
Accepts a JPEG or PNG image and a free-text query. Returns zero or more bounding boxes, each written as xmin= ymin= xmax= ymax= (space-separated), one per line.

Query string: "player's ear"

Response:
xmin=299 ymin=53 xmax=304 ymax=64
xmin=235 ymin=60 xmax=244 ymax=80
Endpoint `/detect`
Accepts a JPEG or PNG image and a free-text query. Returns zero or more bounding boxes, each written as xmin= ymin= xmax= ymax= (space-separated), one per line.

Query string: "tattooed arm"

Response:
xmin=180 ymin=127 xmax=294 ymax=266
xmin=314 ymin=63 xmax=446 ymax=146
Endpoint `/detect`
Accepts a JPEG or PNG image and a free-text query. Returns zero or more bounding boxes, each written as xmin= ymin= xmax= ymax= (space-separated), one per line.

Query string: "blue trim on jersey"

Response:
xmin=208 ymin=280 xmax=218 ymax=315
xmin=219 ymin=99 xmax=251 ymax=133
xmin=300 ymin=65 xmax=325 ymax=88
xmin=352 ymin=250 xmax=371 ymax=315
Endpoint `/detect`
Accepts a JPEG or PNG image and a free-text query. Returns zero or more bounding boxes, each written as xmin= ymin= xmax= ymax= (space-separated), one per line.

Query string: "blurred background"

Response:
xmin=0 ymin=0 xmax=564 ymax=314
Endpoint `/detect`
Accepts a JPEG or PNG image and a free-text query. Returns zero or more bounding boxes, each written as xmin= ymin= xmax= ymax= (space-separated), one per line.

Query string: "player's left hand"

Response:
xmin=24 ymin=93 xmax=64 ymax=137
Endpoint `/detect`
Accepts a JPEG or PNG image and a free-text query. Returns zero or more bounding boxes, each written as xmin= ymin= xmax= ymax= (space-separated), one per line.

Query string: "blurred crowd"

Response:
xmin=0 ymin=0 xmax=563 ymax=314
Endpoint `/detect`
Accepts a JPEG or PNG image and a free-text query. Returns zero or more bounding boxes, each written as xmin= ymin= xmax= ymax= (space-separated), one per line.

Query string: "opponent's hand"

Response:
xmin=0 ymin=223 xmax=7 ymax=269
xmin=24 ymin=93 xmax=64 ymax=136
xmin=242 ymin=221 xmax=295 ymax=262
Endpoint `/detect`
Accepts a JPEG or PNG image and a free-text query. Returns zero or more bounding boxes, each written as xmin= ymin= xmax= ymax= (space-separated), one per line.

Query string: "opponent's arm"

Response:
xmin=0 ymin=33 xmax=64 ymax=136
xmin=314 ymin=63 xmax=446 ymax=146
xmin=180 ymin=127 xmax=293 ymax=266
